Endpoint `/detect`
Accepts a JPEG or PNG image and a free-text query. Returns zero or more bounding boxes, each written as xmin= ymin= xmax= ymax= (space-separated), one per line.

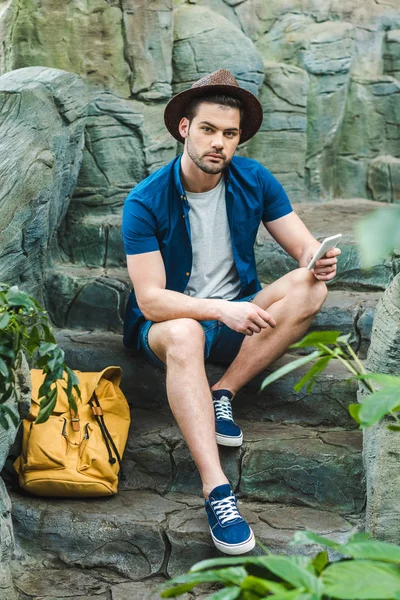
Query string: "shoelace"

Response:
xmin=213 ymin=397 xmax=233 ymax=421
xmin=211 ymin=495 xmax=242 ymax=525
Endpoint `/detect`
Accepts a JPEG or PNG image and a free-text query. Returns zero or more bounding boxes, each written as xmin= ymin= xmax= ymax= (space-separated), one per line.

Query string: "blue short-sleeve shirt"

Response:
xmin=122 ymin=154 xmax=292 ymax=349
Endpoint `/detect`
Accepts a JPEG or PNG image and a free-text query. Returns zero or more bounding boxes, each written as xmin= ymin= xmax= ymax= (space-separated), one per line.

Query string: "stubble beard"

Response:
xmin=186 ymin=137 xmax=231 ymax=175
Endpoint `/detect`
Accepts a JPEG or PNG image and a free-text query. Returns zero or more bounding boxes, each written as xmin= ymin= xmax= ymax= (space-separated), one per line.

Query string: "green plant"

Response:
xmin=356 ymin=205 xmax=400 ymax=268
xmin=159 ymin=532 xmax=400 ymax=599
xmin=260 ymin=330 xmax=400 ymax=430
xmin=0 ymin=283 xmax=80 ymax=429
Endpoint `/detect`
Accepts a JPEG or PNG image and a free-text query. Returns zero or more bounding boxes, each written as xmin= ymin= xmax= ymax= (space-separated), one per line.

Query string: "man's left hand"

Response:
xmin=301 ymin=245 xmax=341 ymax=281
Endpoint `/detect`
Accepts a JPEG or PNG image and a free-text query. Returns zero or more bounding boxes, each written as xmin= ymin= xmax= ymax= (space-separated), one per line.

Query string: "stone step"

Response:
xmin=9 ymin=488 xmax=361 ymax=583
xmin=120 ymin=410 xmax=364 ymax=514
xmin=56 ymin=330 xmax=359 ymax=428
xmin=256 ymin=200 xmax=400 ymax=291
xmin=45 ymin=265 xmax=131 ymax=332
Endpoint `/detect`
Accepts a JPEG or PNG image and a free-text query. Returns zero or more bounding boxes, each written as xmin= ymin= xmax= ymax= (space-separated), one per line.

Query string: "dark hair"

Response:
xmin=184 ymin=94 xmax=243 ymax=126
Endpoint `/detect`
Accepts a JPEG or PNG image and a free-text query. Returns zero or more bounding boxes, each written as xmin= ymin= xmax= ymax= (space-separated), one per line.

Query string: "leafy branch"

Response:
xmin=159 ymin=531 xmax=400 ymax=599
xmin=0 ymin=283 xmax=80 ymax=429
xmin=260 ymin=330 xmax=400 ymax=430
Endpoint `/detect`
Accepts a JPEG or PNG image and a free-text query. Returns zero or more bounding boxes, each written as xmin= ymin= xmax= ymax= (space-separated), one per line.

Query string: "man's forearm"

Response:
xmin=138 ymin=288 xmax=226 ymax=323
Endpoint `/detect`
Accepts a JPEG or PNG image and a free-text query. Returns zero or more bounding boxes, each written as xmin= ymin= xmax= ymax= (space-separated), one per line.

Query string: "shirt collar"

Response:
xmin=173 ymin=153 xmax=232 ymax=200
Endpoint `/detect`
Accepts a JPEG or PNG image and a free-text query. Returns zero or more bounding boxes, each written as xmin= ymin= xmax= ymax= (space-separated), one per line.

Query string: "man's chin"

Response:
xmin=198 ymin=158 xmax=229 ymax=174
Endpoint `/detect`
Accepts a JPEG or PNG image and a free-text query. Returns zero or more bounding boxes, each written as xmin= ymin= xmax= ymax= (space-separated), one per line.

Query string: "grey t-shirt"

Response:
xmin=184 ymin=178 xmax=241 ymax=300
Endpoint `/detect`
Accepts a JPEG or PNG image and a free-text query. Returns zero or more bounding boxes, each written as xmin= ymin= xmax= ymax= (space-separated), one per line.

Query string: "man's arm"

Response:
xmin=127 ymin=251 xmax=276 ymax=335
xmin=265 ymin=212 xmax=341 ymax=281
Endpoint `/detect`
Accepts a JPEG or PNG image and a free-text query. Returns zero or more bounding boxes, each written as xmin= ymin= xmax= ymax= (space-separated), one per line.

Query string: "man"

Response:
xmin=122 ymin=70 xmax=340 ymax=555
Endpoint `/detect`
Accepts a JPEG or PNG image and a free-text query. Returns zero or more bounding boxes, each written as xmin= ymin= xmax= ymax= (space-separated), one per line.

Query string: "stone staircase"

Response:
xmin=8 ymin=199 xmax=400 ymax=599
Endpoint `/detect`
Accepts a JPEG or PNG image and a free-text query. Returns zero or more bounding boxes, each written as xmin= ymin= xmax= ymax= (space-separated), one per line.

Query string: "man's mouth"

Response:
xmin=206 ymin=154 xmax=224 ymax=159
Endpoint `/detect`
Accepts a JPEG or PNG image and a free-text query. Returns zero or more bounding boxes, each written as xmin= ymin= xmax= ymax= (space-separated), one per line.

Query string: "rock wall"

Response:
xmin=0 ymin=67 xmax=88 ymax=300
xmin=0 ymin=0 xmax=399 ymax=205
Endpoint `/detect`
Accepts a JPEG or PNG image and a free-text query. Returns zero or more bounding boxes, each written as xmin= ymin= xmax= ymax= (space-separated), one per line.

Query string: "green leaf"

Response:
xmin=290 ymin=331 xmax=343 ymax=349
xmin=339 ymin=539 xmax=400 ymax=564
xmin=0 ymin=345 xmax=15 ymax=359
xmin=40 ymin=323 xmax=56 ymax=343
xmin=38 ymin=374 xmax=57 ymax=401
xmin=0 ymin=356 xmax=9 ymax=378
xmin=0 ymin=312 xmax=10 ymax=329
xmin=255 ymin=556 xmax=321 ymax=595
xmin=0 ymin=413 xmax=9 ymax=430
xmin=322 ymin=560 xmax=400 ymax=599
xmin=357 ymin=387 xmax=400 ymax=428
xmin=5 ymin=288 xmax=34 ymax=309
xmin=292 ymin=531 xmax=340 ymax=552
xmin=260 ymin=591 xmax=309 ymax=600
xmin=293 ymin=356 xmax=331 ymax=393
xmin=311 ymin=551 xmax=329 ymax=575
xmin=261 ymin=351 xmax=322 ymax=390
xmin=38 ymin=342 xmax=58 ymax=356
xmin=1 ymin=405 xmax=19 ymax=428
xmin=387 ymin=425 xmax=400 ymax=432
xmin=190 ymin=557 xmax=262 ymax=572
xmin=348 ymin=532 xmax=371 ymax=543
xmin=160 ymin=567 xmax=247 ymax=597
xmin=241 ymin=576 xmax=287 ymax=595
xmin=160 ymin=582 xmax=196 ymax=597
xmin=208 ymin=588 xmax=241 ymax=600
xmin=25 ymin=324 xmax=41 ymax=355
xmin=35 ymin=388 xmax=58 ymax=424
xmin=348 ymin=403 xmax=361 ymax=424
xmin=337 ymin=333 xmax=352 ymax=344
xmin=0 ymin=385 xmax=14 ymax=403
xmin=356 ymin=206 xmax=400 ymax=268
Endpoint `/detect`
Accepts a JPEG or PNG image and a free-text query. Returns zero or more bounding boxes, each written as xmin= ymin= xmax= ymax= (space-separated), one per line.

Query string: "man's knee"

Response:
xmin=290 ymin=268 xmax=328 ymax=317
xmin=161 ymin=318 xmax=205 ymax=363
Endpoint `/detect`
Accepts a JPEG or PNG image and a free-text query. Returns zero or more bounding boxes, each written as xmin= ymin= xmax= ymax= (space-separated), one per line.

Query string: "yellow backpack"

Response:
xmin=14 ymin=367 xmax=131 ymax=497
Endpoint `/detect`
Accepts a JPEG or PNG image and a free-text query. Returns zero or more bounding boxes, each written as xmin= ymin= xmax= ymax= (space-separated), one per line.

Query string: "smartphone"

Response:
xmin=307 ymin=234 xmax=342 ymax=271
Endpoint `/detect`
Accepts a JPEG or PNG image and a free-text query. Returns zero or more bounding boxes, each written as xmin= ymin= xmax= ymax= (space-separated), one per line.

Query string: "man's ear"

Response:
xmin=178 ymin=117 xmax=190 ymax=139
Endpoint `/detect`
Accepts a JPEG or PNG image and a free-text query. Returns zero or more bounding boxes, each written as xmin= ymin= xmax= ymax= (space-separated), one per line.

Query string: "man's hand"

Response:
xmin=301 ymin=244 xmax=341 ymax=281
xmin=218 ymin=301 xmax=276 ymax=336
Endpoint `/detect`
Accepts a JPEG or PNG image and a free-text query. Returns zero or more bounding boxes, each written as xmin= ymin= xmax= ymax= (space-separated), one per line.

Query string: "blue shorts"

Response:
xmin=138 ymin=293 xmax=257 ymax=369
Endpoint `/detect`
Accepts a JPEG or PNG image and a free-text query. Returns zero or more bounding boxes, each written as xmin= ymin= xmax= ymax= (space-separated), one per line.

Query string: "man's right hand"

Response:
xmin=218 ymin=300 xmax=276 ymax=336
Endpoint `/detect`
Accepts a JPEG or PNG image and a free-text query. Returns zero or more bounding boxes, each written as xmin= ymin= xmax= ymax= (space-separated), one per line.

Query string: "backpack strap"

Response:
xmin=70 ymin=407 xmax=80 ymax=432
xmin=89 ymin=392 xmax=125 ymax=480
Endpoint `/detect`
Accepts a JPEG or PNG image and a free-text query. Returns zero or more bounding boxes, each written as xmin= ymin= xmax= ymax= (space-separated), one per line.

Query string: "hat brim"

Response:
xmin=164 ymin=84 xmax=263 ymax=145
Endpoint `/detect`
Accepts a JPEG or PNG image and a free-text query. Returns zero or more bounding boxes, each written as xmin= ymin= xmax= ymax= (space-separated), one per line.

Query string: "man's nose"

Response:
xmin=211 ymin=132 xmax=224 ymax=149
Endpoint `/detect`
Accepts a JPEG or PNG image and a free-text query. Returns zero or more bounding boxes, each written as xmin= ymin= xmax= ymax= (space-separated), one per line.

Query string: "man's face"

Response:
xmin=180 ymin=103 xmax=241 ymax=174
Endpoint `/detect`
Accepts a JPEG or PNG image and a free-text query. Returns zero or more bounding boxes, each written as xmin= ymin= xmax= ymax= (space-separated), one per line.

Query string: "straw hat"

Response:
xmin=164 ymin=69 xmax=263 ymax=144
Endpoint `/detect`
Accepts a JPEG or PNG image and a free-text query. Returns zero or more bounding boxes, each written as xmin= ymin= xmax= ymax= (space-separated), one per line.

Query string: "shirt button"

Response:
xmin=186 ymin=272 xmax=190 ymax=276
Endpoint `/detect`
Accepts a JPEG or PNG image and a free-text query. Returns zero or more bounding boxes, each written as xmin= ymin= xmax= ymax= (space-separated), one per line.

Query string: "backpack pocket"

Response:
xmin=22 ymin=416 xmax=68 ymax=471
xmin=77 ymin=423 xmax=119 ymax=484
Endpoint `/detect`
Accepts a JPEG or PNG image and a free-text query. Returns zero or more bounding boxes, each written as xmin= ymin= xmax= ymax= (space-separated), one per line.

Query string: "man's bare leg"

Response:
xmin=148 ymin=318 xmax=229 ymax=498
xmin=212 ymin=268 xmax=328 ymax=395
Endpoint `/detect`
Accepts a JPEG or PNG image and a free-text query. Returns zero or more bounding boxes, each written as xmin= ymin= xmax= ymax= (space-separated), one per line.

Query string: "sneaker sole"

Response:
xmin=216 ymin=432 xmax=243 ymax=447
xmin=210 ymin=528 xmax=255 ymax=555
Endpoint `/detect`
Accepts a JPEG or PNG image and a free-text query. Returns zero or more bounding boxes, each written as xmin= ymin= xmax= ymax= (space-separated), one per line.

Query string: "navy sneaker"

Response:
xmin=212 ymin=389 xmax=243 ymax=447
xmin=205 ymin=484 xmax=255 ymax=555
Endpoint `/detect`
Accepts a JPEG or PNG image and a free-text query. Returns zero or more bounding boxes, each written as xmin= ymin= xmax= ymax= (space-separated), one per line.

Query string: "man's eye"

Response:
xmin=202 ymin=127 xmax=212 ymax=132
